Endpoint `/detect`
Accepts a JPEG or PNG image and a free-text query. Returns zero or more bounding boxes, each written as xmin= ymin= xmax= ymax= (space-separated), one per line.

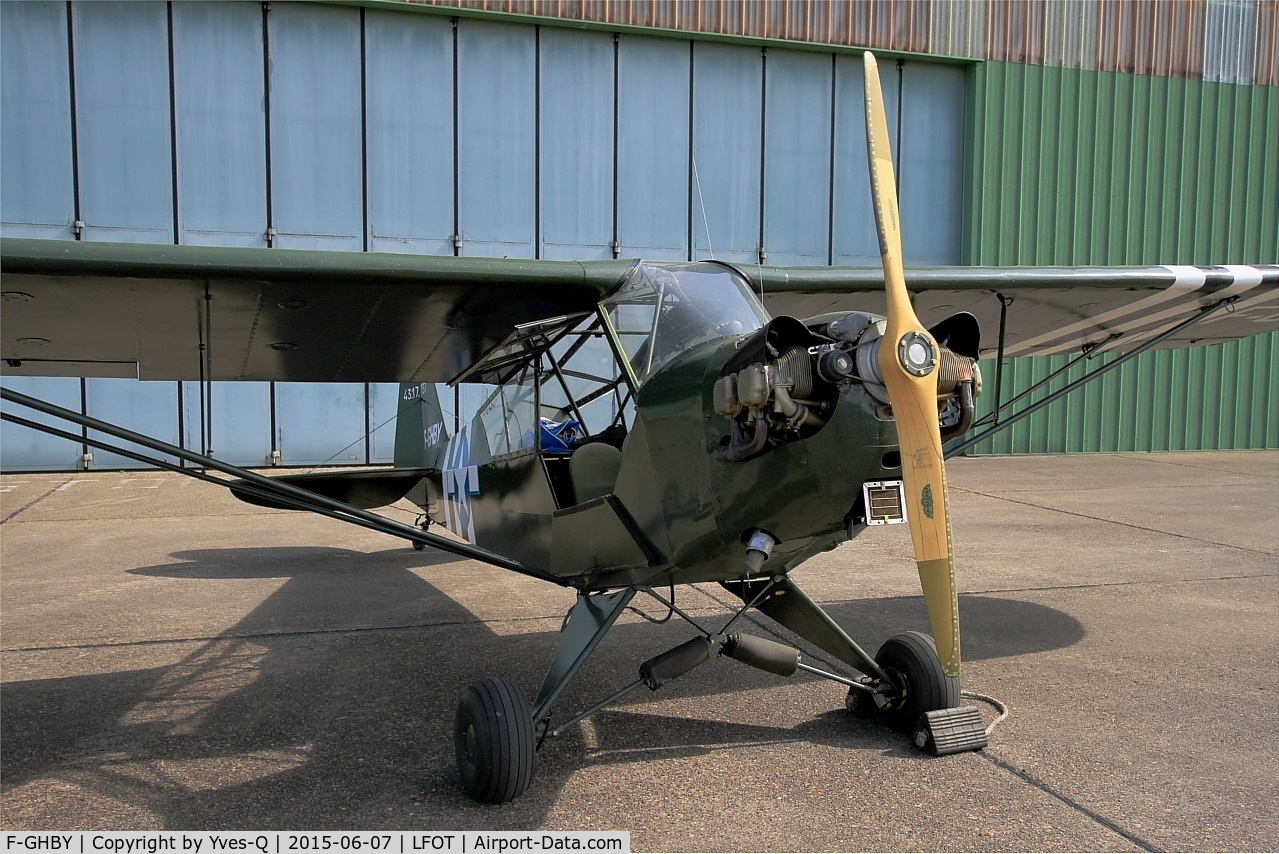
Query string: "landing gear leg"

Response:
xmin=532 ymin=588 xmax=637 ymax=735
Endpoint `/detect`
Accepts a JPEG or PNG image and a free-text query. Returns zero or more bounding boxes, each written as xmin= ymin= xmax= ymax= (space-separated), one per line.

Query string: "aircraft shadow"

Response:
xmin=1 ymin=545 xmax=1083 ymax=829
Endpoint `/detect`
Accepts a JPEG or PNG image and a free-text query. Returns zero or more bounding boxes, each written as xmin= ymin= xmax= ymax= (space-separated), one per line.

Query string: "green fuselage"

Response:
xmin=403 ymin=329 xmax=901 ymax=590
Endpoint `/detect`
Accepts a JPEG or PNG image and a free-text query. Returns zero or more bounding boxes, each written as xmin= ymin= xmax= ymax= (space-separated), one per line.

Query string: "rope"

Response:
xmin=961 ymin=689 xmax=1010 ymax=737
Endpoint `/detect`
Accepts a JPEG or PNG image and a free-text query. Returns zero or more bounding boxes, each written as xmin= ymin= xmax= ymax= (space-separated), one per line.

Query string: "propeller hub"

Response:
xmin=897 ymin=331 xmax=939 ymax=377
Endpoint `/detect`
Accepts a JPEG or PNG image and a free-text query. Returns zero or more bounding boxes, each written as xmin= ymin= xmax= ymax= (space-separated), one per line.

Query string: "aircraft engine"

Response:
xmin=712 ymin=311 xmax=983 ymax=463
xmin=713 ymin=318 xmax=843 ymax=462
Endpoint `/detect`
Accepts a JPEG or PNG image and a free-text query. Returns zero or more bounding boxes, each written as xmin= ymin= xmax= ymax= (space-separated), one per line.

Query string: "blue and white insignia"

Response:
xmin=442 ymin=427 xmax=479 ymax=543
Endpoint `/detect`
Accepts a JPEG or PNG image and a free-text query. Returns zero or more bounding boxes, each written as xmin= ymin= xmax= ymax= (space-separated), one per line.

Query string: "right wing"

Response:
xmin=1 ymin=237 xmax=633 ymax=383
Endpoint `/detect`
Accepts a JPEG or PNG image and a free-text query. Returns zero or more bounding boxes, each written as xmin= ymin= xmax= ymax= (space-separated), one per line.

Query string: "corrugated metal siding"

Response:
xmin=965 ymin=62 xmax=1279 ymax=454
xmin=407 ymin=0 xmax=1278 ymax=84
xmin=970 ymin=334 xmax=1279 ymax=453
xmin=968 ymin=63 xmax=1279 ymax=264
xmin=929 ymin=0 xmax=986 ymax=60
xmin=1041 ymin=0 xmax=1098 ymax=72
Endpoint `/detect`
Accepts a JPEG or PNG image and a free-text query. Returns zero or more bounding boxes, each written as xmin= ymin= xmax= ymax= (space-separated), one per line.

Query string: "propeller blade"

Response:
xmin=862 ymin=52 xmax=960 ymax=677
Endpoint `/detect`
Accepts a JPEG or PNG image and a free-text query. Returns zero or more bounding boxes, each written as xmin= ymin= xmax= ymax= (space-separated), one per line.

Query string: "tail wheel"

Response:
xmin=455 ymin=676 xmax=535 ymax=803
xmin=849 ymin=631 xmax=959 ymax=732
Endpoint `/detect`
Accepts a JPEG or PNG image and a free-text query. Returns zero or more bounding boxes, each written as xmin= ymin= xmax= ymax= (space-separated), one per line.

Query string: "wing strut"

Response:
xmin=945 ymin=295 xmax=1239 ymax=459
xmin=0 ymin=387 xmax=570 ymax=587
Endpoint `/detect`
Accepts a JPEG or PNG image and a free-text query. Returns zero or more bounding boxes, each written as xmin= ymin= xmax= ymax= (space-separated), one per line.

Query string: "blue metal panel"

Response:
xmin=457 ymin=20 xmax=536 ymax=259
xmin=181 ymin=381 xmax=272 ymax=467
xmin=84 ymin=379 xmax=180 ymax=469
xmin=274 ymin=383 xmax=367 ymax=466
xmin=539 ymin=28 xmax=614 ymax=261
xmin=899 ymin=61 xmax=965 ymax=264
xmin=0 ymin=377 xmax=83 ymax=472
xmin=268 ymin=4 xmax=363 ymax=251
xmin=172 ymin=2 xmax=268 ymax=248
xmin=617 ymin=35 xmax=690 ymax=260
xmin=368 ymin=382 xmax=402 ymax=463
xmin=365 ymin=11 xmax=454 ymax=256
xmin=763 ymin=50 xmax=832 ymax=266
xmin=691 ymin=42 xmax=763 ymax=264
xmin=72 ymin=1 xmax=173 ymax=244
xmin=0 ymin=1 xmax=75 ymax=240
xmin=832 ymin=53 xmax=898 ymax=266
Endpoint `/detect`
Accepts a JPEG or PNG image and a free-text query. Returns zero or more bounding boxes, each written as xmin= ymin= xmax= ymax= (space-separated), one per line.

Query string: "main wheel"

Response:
xmin=454 ymin=676 xmax=535 ymax=803
xmin=847 ymin=631 xmax=959 ymax=732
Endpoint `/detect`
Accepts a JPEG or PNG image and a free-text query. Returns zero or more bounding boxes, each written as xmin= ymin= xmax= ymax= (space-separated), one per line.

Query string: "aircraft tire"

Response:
xmin=858 ymin=631 xmax=959 ymax=732
xmin=455 ymin=676 xmax=535 ymax=803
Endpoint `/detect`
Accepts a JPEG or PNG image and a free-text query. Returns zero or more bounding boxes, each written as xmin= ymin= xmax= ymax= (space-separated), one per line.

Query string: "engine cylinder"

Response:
xmin=774 ymin=346 xmax=814 ymax=397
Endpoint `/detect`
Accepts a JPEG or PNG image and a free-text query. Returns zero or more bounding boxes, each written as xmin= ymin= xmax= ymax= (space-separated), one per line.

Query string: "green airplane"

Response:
xmin=2 ymin=54 xmax=1275 ymax=804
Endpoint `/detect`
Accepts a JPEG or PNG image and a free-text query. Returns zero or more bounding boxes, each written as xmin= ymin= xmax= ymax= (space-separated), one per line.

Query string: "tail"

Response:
xmin=394 ymin=382 xmax=452 ymax=471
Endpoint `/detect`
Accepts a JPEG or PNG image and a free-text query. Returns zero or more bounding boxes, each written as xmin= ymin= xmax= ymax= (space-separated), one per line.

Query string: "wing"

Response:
xmin=757 ymin=264 xmax=1279 ymax=357
xmin=5 ymin=238 xmax=1275 ymax=380
xmin=0 ymin=238 xmax=632 ymax=382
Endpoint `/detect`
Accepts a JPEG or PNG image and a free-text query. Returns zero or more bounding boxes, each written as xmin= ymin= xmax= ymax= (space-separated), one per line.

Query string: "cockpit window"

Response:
xmin=600 ymin=262 xmax=768 ymax=386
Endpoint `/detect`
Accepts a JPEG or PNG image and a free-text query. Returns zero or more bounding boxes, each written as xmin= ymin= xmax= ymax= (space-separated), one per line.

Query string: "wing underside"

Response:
xmin=0 ymin=238 xmax=631 ymax=383
xmin=757 ymin=264 xmax=1279 ymax=357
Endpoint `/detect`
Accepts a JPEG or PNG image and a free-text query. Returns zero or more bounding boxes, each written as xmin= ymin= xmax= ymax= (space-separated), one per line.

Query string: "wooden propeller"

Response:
xmin=863 ymin=52 xmax=960 ymax=677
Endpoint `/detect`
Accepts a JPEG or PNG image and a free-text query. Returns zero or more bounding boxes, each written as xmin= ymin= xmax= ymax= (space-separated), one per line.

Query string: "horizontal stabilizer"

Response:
xmin=230 ymin=468 xmax=433 ymax=511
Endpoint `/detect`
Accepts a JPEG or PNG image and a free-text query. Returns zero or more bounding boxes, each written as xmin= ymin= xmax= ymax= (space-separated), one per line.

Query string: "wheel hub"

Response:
xmin=874 ymin=666 xmax=909 ymax=711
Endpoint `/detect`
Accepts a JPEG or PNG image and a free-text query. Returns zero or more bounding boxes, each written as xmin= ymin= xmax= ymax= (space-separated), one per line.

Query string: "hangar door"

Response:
xmin=0 ymin=1 xmax=965 ymax=471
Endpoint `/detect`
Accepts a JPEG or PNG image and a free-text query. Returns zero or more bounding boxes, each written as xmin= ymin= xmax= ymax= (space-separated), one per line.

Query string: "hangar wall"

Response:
xmin=0 ymin=0 xmax=966 ymax=471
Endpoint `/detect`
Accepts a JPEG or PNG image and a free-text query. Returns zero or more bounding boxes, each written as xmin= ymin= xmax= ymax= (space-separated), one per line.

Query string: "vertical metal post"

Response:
xmin=991 ymin=293 xmax=1013 ymax=428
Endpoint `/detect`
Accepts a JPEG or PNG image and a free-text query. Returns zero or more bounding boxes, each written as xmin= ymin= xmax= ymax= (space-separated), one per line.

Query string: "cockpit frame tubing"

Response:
xmin=596 ymin=304 xmax=641 ymax=393
xmin=641 ymin=274 xmax=668 ymax=380
xmin=544 ymin=347 xmax=590 ymax=431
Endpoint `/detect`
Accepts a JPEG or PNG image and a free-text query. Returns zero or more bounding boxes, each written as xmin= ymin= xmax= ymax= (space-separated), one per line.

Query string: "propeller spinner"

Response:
xmin=863 ymin=52 xmax=961 ymax=677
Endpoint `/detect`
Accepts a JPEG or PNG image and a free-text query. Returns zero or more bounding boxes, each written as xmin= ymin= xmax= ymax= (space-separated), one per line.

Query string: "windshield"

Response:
xmin=601 ymin=262 xmax=768 ymax=386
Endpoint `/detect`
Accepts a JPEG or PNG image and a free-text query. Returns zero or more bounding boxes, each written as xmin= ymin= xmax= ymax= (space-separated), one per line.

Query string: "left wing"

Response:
xmin=0 ymin=238 xmax=632 ymax=382
xmin=756 ymin=264 xmax=1279 ymax=357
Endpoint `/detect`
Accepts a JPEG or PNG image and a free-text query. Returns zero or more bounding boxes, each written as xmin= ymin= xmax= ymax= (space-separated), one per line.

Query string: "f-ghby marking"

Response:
xmin=442 ymin=427 xmax=479 ymax=543
xmin=424 ymin=421 xmax=444 ymax=447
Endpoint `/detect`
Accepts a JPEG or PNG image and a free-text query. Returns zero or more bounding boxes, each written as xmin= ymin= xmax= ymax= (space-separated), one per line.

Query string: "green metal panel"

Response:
xmin=965 ymin=62 xmax=1279 ymax=453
